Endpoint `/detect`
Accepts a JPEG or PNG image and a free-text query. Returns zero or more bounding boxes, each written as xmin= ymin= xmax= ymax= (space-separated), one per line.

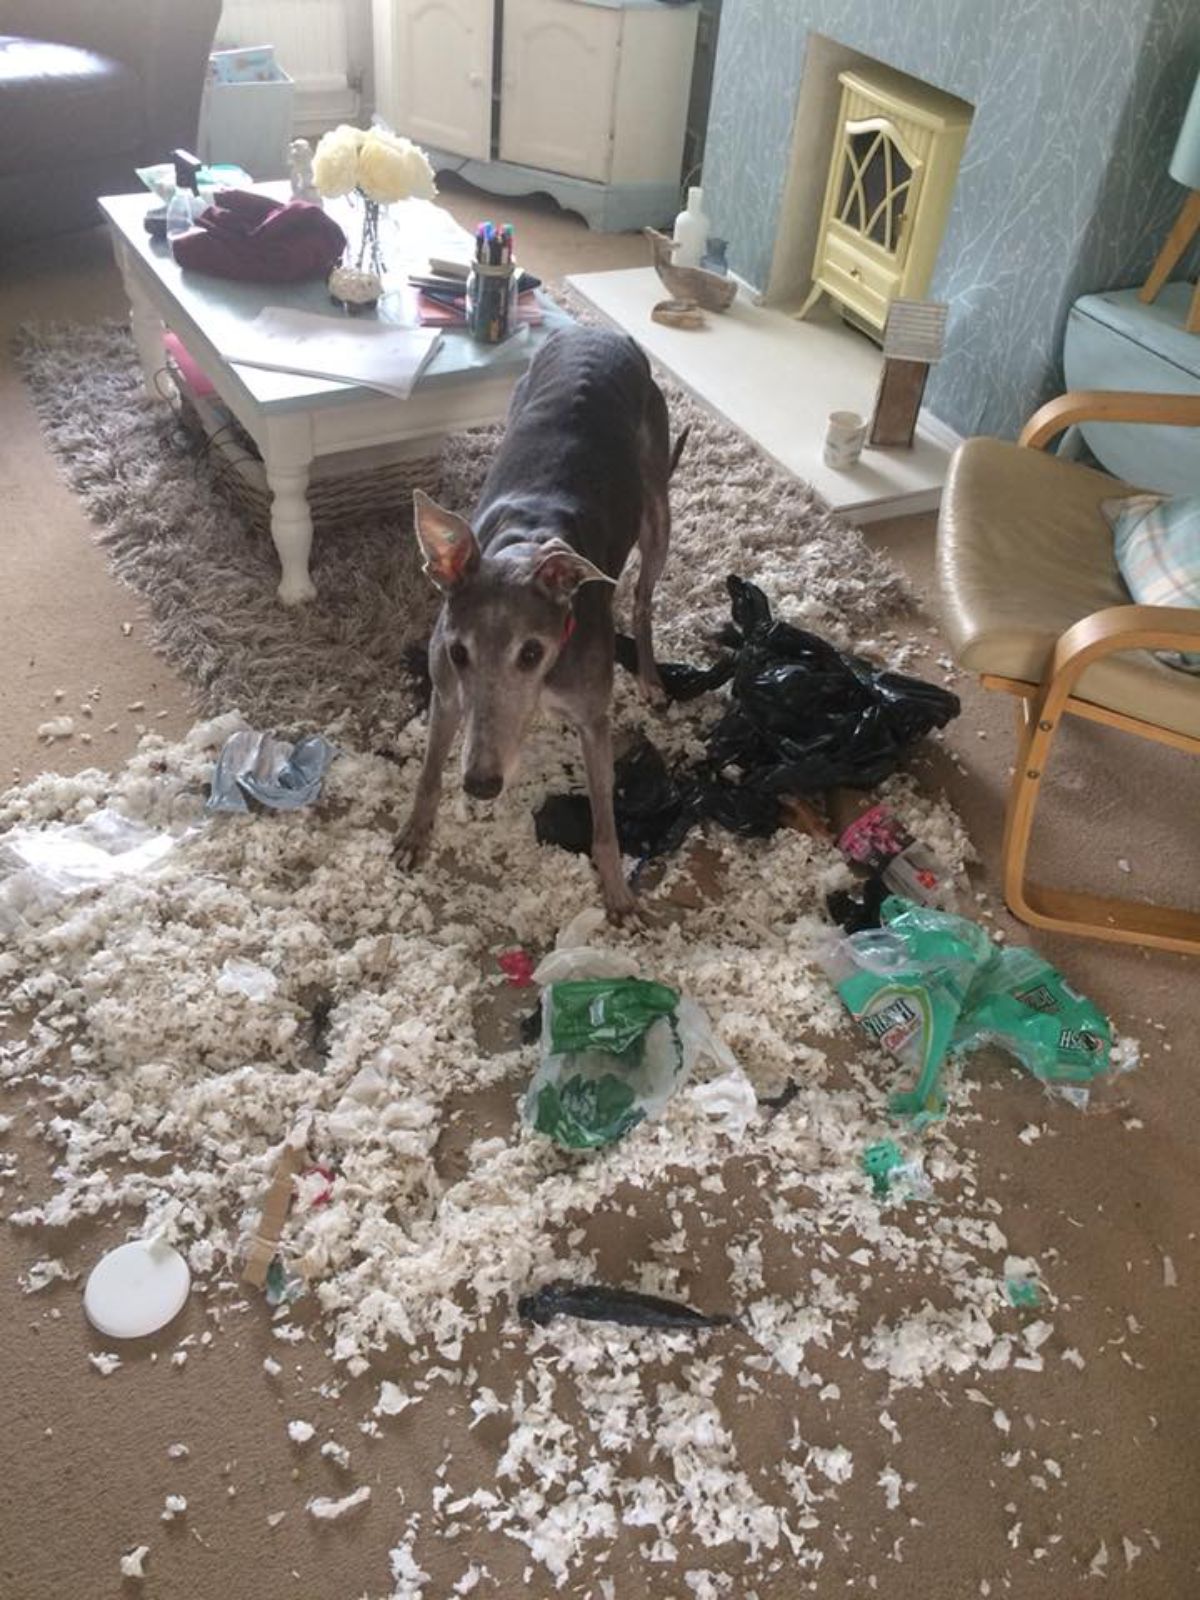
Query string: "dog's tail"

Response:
xmin=668 ymin=425 xmax=691 ymax=478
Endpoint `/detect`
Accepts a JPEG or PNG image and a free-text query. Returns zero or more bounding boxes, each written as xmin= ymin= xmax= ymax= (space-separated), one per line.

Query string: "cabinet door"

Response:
xmin=499 ymin=0 xmax=619 ymax=183
xmin=375 ymin=0 xmax=492 ymax=161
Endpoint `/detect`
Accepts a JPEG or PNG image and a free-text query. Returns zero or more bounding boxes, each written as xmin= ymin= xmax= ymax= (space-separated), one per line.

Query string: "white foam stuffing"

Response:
xmin=878 ymin=1465 xmax=903 ymax=1511
xmin=89 ymin=1352 xmax=121 ymax=1376
xmin=287 ymin=1420 xmax=315 ymax=1445
xmin=810 ymin=1445 xmax=854 ymax=1485
xmin=376 ymin=1380 xmax=418 ymax=1417
xmin=0 ymin=710 xmax=1134 ymax=1591
xmin=389 ymin=1539 xmax=430 ymax=1598
xmin=308 ymin=1485 xmax=371 ymax=1520
xmin=20 ymin=1257 xmax=74 ymax=1292
xmin=119 ymin=1546 xmax=149 ymax=1579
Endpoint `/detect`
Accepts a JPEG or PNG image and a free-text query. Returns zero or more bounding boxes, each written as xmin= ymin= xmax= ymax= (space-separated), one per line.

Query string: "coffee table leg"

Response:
xmin=111 ymin=236 xmax=166 ymax=400
xmin=266 ymin=462 xmax=317 ymax=606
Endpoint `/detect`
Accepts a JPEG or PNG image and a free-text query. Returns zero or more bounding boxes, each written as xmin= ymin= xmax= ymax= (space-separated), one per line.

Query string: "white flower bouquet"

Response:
xmin=312 ymin=122 xmax=437 ymax=290
xmin=312 ymin=123 xmax=437 ymax=205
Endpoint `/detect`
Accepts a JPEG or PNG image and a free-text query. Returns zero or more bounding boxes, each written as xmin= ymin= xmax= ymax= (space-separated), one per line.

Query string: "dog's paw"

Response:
xmin=394 ymin=821 xmax=432 ymax=870
xmin=637 ymin=673 xmax=670 ymax=713
xmin=603 ymin=883 xmax=642 ymax=926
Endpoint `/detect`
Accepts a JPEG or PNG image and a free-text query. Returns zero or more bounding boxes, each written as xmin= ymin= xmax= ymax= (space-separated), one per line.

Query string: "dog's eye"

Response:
xmin=448 ymin=640 xmax=469 ymax=668
xmin=517 ymin=640 xmax=544 ymax=671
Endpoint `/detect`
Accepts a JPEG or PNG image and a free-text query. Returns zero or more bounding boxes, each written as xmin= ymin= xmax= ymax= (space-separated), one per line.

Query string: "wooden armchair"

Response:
xmin=937 ymin=389 xmax=1200 ymax=955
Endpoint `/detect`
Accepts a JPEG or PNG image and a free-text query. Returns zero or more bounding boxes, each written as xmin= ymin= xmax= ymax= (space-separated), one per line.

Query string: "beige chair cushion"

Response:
xmin=938 ymin=438 xmax=1200 ymax=741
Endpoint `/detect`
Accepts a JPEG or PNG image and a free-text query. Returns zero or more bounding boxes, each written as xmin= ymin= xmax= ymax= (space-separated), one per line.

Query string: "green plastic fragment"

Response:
xmin=862 ymin=1139 xmax=906 ymax=1197
xmin=533 ymin=1072 xmax=646 ymax=1150
xmin=264 ymin=1255 xmax=304 ymax=1306
xmin=1005 ymin=1276 xmax=1041 ymax=1308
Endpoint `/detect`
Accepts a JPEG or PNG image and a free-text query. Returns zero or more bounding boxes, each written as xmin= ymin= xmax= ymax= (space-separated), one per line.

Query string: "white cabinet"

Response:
xmin=373 ymin=0 xmax=698 ymax=231
xmin=373 ymin=0 xmax=493 ymax=162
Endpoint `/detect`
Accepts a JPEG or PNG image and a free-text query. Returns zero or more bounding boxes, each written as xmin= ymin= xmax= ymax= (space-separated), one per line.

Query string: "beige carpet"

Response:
xmin=2 ymin=182 xmax=1199 ymax=1600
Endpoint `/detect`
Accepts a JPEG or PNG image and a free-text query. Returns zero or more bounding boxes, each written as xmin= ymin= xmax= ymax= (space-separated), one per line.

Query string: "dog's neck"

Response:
xmin=474 ymin=492 xmax=580 ymax=557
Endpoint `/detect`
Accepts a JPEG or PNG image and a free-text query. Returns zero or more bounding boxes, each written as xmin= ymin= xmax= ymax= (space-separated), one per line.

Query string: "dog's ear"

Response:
xmin=531 ymin=539 xmax=615 ymax=601
xmin=413 ymin=490 xmax=479 ymax=590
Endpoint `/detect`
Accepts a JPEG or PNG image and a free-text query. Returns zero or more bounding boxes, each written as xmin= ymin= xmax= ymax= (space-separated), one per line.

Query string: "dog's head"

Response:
xmin=413 ymin=491 xmax=612 ymax=800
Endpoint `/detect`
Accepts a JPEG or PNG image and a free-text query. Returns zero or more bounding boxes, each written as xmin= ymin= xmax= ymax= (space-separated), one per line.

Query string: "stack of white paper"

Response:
xmin=219 ymin=308 xmax=442 ymax=399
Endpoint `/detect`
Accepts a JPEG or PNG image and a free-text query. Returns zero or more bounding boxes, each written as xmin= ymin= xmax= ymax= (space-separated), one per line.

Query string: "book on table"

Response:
xmin=217 ymin=308 xmax=443 ymax=399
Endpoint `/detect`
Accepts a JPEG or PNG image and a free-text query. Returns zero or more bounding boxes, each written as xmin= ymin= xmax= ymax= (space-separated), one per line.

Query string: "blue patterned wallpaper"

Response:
xmin=703 ymin=0 xmax=1200 ymax=438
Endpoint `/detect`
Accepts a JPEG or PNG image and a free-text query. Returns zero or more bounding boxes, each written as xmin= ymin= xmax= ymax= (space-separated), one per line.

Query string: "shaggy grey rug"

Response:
xmin=14 ymin=316 xmax=909 ymax=739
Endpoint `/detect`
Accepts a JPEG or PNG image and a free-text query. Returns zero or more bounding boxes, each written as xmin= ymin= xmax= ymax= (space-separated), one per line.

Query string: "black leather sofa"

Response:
xmin=0 ymin=0 xmax=222 ymax=247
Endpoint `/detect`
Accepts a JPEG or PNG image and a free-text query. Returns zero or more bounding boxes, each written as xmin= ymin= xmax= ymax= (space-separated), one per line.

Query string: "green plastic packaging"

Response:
xmin=526 ymin=976 xmax=687 ymax=1150
xmin=824 ymin=901 xmax=992 ymax=1123
xmin=952 ymin=944 xmax=1111 ymax=1082
xmin=522 ymin=956 xmax=735 ymax=1150
xmin=532 ymin=1069 xmax=648 ymax=1150
xmin=545 ymin=978 xmax=680 ymax=1058
xmin=825 ymin=898 xmax=1112 ymax=1122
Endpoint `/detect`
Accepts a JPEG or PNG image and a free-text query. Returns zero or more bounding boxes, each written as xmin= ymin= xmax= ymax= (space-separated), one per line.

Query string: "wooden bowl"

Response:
xmin=652 ymin=298 xmax=706 ymax=329
xmin=645 ymin=228 xmax=737 ymax=313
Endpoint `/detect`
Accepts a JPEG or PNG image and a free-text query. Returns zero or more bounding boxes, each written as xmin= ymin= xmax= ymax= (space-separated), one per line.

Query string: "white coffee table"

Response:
xmin=99 ymin=188 xmax=570 ymax=604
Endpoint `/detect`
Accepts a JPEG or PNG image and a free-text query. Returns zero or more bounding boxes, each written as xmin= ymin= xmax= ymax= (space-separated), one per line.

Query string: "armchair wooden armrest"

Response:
xmin=1047 ymin=603 xmax=1200 ymax=689
xmin=1018 ymin=390 xmax=1200 ymax=451
xmin=1000 ymin=601 xmax=1200 ymax=953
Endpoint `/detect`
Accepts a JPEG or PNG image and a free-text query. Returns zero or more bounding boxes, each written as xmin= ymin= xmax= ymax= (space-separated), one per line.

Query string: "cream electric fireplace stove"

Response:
xmin=799 ymin=65 xmax=971 ymax=338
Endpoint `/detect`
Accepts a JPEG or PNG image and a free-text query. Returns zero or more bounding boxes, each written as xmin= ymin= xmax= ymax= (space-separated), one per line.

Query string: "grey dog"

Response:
xmin=395 ymin=326 xmax=683 ymax=918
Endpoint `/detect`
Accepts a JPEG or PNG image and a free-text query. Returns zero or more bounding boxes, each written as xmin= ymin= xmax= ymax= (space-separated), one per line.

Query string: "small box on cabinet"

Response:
xmin=199 ymin=48 xmax=295 ymax=180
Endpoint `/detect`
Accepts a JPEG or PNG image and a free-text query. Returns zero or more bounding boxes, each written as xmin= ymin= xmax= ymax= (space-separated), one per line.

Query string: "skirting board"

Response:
xmin=426 ymin=150 xmax=679 ymax=234
xmin=567 ymin=266 xmax=961 ymax=521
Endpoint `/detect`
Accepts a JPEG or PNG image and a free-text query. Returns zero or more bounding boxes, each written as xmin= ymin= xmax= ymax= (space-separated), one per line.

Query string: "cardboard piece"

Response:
xmin=242 ymin=1131 xmax=309 ymax=1288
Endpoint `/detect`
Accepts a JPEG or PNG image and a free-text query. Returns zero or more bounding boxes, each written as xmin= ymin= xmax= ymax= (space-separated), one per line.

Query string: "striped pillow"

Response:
xmin=1102 ymin=493 xmax=1200 ymax=674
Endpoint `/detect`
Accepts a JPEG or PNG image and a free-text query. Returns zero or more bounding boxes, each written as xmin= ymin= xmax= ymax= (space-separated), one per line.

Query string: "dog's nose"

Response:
xmin=463 ymin=771 xmax=503 ymax=801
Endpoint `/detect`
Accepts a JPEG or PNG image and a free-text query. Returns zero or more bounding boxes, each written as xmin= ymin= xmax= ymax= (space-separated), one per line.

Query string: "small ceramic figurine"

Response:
xmin=288 ymin=139 xmax=320 ymax=204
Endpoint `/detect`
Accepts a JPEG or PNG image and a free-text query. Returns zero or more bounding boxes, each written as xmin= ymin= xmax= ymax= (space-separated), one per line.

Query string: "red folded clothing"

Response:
xmin=172 ymin=189 xmax=346 ymax=283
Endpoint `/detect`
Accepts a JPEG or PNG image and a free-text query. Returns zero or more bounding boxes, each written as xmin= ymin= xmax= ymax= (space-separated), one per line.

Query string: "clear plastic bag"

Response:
xmin=207 ymin=730 xmax=336 ymax=814
xmin=0 ymin=808 xmax=180 ymax=934
xmin=522 ymin=947 xmax=733 ymax=1150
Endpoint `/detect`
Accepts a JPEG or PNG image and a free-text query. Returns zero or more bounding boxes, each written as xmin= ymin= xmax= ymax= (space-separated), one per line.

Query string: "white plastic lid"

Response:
xmin=83 ymin=1240 xmax=191 ymax=1339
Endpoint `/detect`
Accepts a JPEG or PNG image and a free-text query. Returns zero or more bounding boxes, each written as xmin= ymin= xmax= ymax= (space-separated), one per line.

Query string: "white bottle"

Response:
xmin=672 ymin=186 xmax=709 ymax=269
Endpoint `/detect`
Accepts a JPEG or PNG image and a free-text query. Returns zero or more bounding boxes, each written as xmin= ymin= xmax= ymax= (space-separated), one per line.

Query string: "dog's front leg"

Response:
xmin=575 ymin=711 xmax=637 ymax=921
xmin=395 ymin=687 xmax=461 ymax=868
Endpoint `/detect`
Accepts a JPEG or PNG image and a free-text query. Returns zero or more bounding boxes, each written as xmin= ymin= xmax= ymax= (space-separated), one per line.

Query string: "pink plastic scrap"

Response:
xmin=498 ymin=949 xmax=536 ymax=988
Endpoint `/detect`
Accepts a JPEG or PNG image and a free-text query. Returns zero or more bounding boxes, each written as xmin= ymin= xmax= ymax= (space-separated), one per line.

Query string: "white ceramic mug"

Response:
xmin=823 ymin=410 xmax=867 ymax=470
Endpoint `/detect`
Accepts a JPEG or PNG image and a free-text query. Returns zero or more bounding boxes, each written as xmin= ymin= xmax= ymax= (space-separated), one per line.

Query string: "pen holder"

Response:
xmin=466 ymin=260 xmax=517 ymax=344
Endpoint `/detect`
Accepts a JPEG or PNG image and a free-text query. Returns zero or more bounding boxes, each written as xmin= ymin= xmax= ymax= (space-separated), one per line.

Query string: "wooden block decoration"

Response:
xmin=242 ymin=1131 xmax=310 ymax=1288
xmin=882 ymin=299 xmax=948 ymax=362
xmin=870 ymin=300 xmax=948 ymax=448
xmin=870 ymin=358 xmax=931 ymax=448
